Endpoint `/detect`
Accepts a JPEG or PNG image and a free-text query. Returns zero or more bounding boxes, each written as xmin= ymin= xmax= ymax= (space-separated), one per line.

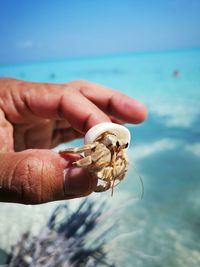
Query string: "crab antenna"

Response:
xmin=111 ymin=180 xmax=115 ymax=197
xmin=133 ymin=165 xmax=144 ymax=199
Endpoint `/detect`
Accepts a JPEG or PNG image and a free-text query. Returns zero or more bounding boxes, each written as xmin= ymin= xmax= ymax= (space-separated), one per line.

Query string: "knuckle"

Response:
xmin=75 ymin=80 xmax=90 ymax=86
xmin=13 ymin=155 xmax=44 ymax=204
xmin=69 ymin=80 xmax=91 ymax=91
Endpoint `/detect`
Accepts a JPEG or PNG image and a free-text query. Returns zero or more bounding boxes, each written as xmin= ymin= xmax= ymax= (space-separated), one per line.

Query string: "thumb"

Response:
xmin=0 ymin=149 xmax=97 ymax=204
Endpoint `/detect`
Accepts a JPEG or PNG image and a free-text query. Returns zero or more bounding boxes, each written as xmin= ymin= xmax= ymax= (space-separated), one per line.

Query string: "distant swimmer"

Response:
xmin=173 ymin=70 xmax=180 ymax=77
xmin=49 ymin=72 xmax=56 ymax=79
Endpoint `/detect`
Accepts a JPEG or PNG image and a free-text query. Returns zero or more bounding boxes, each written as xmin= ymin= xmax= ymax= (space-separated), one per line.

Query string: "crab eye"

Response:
xmin=116 ymin=141 xmax=120 ymax=148
xmin=124 ymin=143 xmax=129 ymax=149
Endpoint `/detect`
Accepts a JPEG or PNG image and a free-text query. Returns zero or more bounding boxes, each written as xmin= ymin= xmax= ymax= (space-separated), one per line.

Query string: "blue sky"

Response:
xmin=0 ymin=0 xmax=200 ymax=64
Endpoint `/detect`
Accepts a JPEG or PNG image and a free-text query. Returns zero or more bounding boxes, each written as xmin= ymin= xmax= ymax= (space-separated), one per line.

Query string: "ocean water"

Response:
xmin=0 ymin=48 xmax=200 ymax=266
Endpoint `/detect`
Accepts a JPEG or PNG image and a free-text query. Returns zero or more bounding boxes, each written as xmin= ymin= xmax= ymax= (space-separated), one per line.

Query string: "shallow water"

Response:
xmin=0 ymin=48 xmax=200 ymax=266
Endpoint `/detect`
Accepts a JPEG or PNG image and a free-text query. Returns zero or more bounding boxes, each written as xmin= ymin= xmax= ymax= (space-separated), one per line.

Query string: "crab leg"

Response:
xmin=59 ymin=142 xmax=98 ymax=154
xmin=73 ymin=155 xmax=92 ymax=167
xmin=94 ymin=180 xmax=111 ymax=192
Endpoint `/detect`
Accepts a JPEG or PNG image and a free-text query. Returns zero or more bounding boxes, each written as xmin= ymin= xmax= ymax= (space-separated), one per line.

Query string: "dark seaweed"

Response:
xmin=4 ymin=199 xmax=114 ymax=267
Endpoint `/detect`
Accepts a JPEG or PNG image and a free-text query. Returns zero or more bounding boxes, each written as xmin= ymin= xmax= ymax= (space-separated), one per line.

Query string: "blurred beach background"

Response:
xmin=0 ymin=0 xmax=200 ymax=266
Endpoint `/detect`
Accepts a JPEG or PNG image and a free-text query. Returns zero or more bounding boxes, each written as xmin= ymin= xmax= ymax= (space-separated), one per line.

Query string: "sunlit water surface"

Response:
xmin=0 ymin=48 xmax=200 ymax=266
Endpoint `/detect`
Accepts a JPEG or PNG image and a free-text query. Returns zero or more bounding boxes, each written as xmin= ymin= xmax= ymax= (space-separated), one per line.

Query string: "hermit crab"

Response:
xmin=59 ymin=122 xmax=131 ymax=195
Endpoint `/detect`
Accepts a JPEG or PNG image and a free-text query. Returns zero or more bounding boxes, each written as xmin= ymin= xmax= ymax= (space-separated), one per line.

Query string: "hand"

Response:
xmin=0 ymin=78 xmax=147 ymax=204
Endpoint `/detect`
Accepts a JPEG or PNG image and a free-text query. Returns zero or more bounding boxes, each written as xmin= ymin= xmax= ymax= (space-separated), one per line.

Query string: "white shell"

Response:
xmin=84 ymin=122 xmax=131 ymax=147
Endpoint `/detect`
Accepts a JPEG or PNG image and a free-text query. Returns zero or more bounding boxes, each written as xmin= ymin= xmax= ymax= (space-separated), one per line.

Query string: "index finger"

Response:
xmin=21 ymin=81 xmax=110 ymax=133
xmin=68 ymin=81 xmax=148 ymax=124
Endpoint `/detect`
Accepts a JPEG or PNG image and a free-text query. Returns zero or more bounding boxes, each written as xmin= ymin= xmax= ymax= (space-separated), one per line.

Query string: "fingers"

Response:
xmin=17 ymin=79 xmax=146 ymax=134
xmin=109 ymin=116 xmax=125 ymax=125
xmin=55 ymin=119 xmax=71 ymax=129
xmin=0 ymin=150 xmax=97 ymax=204
xmin=68 ymin=80 xmax=148 ymax=123
xmin=22 ymin=82 xmax=111 ymax=133
xmin=1 ymin=78 xmax=147 ymax=140
xmin=51 ymin=128 xmax=84 ymax=148
xmin=14 ymin=119 xmax=54 ymax=151
xmin=57 ymin=88 xmax=110 ymax=132
xmin=0 ymin=109 xmax=14 ymax=152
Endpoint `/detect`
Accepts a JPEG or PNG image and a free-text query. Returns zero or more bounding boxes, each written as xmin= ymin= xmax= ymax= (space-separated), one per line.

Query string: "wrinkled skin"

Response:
xmin=0 ymin=78 xmax=147 ymax=204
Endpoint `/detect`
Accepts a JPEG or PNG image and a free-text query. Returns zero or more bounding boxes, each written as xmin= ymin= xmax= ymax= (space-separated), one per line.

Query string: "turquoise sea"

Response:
xmin=0 ymin=48 xmax=200 ymax=266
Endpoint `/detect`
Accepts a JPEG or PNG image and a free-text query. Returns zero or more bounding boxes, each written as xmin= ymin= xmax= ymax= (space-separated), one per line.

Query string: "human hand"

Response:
xmin=0 ymin=78 xmax=147 ymax=204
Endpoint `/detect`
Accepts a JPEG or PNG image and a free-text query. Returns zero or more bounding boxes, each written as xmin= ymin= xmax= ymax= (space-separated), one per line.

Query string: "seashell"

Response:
xmin=84 ymin=122 xmax=131 ymax=147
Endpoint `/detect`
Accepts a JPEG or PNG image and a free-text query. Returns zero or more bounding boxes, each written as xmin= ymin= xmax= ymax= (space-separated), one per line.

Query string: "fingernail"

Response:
xmin=64 ymin=167 xmax=94 ymax=196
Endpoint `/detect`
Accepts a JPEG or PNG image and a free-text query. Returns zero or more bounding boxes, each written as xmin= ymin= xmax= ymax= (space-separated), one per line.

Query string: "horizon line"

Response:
xmin=0 ymin=46 xmax=200 ymax=68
